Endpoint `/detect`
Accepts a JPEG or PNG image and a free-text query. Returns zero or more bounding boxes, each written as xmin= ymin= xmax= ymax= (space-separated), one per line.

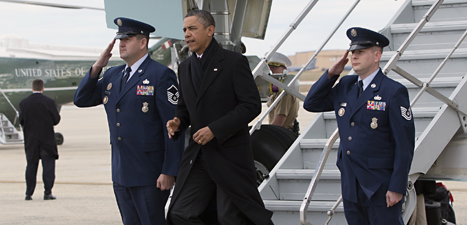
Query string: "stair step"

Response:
xmin=276 ymin=169 xmax=340 ymax=180
xmin=412 ymin=0 xmax=467 ymax=6
xmin=264 ymin=200 xmax=343 ymax=212
xmin=391 ymin=20 xmax=467 ymax=33
xmin=413 ymin=0 xmax=467 ymax=22
xmin=323 ymin=107 xmax=439 ymax=120
xmin=299 ymin=139 xmax=339 ymax=149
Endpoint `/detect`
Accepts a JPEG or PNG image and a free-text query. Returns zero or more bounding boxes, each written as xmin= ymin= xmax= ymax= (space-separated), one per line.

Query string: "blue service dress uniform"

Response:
xmin=304 ymin=69 xmax=415 ymax=225
xmin=74 ymin=55 xmax=184 ymax=224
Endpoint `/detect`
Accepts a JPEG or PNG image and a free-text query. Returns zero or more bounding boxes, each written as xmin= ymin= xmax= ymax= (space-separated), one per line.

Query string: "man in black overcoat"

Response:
xmin=166 ymin=9 xmax=273 ymax=225
xmin=19 ymin=79 xmax=60 ymax=201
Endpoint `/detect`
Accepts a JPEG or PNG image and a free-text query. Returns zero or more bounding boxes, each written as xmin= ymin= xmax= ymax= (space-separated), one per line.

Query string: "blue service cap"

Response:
xmin=346 ymin=27 xmax=389 ymax=51
xmin=114 ymin=17 xmax=155 ymax=39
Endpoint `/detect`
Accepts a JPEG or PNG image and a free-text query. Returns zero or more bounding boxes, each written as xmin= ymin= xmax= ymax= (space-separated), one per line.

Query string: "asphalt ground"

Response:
xmin=0 ymin=104 xmax=466 ymax=224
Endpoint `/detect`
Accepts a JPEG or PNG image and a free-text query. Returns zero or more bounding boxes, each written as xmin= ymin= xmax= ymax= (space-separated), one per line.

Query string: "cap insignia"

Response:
xmin=351 ymin=29 xmax=357 ymax=37
xmin=117 ymin=19 xmax=122 ymax=26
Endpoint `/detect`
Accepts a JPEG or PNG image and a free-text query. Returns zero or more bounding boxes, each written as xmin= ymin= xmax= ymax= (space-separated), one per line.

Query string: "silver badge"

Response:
xmin=103 ymin=96 xmax=108 ymax=104
xmin=138 ymin=69 xmax=143 ymax=73
xmin=142 ymin=102 xmax=149 ymax=113
xmin=167 ymin=85 xmax=179 ymax=105
xmin=401 ymin=106 xmax=412 ymax=120
xmin=370 ymin=117 xmax=378 ymax=129
xmin=371 ymin=83 xmax=376 ymax=88
xmin=351 ymin=29 xmax=357 ymax=37
xmin=143 ymin=79 xmax=150 ymax=84
xmin=338 ymin=108 xmax=345 ymax=117
xmin=374 ymin=95 xmax=382 ymax=100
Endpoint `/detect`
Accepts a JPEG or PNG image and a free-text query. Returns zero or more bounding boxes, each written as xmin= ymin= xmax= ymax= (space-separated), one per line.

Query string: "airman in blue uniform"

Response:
xmin=74 ymin=17 xmax=184 ymax=225
xmin=304 ymin=27 xmax=415 ymax=225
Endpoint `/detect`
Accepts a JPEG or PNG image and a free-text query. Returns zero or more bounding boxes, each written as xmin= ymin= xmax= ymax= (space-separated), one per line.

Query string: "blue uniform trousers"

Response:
xmin=343 ymin=180 xmax=404 ymax=225
xmin=113 ymin=183 xmax=170 ymax=225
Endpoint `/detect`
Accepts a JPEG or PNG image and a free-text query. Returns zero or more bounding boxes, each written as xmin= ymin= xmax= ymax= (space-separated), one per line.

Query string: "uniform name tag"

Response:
xmin=137 ymin=85 xmax=154 ymax=96
xmin=367 ymin=100 xmax=386 ymax=111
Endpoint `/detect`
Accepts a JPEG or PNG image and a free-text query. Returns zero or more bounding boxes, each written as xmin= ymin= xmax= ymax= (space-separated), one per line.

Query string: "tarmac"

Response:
xmin=0 ymin=104 xmax=466 ymax=224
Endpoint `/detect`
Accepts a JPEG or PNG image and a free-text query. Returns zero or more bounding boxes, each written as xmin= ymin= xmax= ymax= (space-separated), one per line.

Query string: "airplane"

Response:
xmin=0 ymin=0 xmax=300 ymax=186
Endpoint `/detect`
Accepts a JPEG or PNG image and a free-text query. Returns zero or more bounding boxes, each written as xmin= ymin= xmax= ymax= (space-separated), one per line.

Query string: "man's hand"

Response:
xmin=327 ymin=50 xmax=349 ymax=79
xmin=90 ymin=39 xmax=116 ymax=78
xmin=157 ymin=174 xmax=175 ymax=191
xmin=166 ymin=117 xmax=181 ymax=139
xmin=386 ymin=190 xmax=403 ymax=207
xmin=193 ymin=126 xmax=215 ymax=145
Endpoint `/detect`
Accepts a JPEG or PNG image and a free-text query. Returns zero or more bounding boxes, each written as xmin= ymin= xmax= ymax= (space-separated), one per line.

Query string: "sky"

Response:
xmin=0 ymin=0 xmax=405 ymax=57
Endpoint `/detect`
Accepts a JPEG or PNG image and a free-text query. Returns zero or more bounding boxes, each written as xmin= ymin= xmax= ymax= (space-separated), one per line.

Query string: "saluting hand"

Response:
xmin=90 ymin=39 xmax=116 ymax=78
xmin=386 ymin=190 xmax=403 ymax=207
xmin=157 ymin=174 xmax=175 ymax=191
xmin=167 ymin=117 xmax=181 ymax=139
xmin=327 ymin=50 xmax=349 ymax=79
xmin=193 ymin=126 xmax=214 ymax=146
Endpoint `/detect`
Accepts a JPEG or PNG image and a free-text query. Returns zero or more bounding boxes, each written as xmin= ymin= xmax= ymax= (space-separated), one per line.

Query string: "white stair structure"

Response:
xmin=0 ymin=113 xmax=23 ymax=144
xmin=256 ymin=0 xmax=467 ymax=224
xmin=0 ymin=89 xmax=23 ymax=145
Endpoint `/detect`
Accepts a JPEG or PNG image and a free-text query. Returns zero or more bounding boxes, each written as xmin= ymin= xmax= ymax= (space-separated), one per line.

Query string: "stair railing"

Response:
xmin=250 ymin=0 xmax=322 ymax=134
xmin=300 ymin=128 xmax=339 ymax=225
xmin=250 ymin=0 xmax=361 ymax=135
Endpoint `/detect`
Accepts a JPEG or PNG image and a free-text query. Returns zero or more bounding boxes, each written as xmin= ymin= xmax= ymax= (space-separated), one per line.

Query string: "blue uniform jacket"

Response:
xmin=74 ymin=56 xmax=184 ymax=187
xmin=304 ymin=69 xmax=415 ymax=203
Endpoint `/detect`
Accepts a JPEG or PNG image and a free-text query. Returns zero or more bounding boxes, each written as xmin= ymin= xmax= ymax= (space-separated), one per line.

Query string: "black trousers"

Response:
xmin=168 ymin=152 xmax=253 ymax=225
xmin=25 ymin=149 xmax=55 ymax=196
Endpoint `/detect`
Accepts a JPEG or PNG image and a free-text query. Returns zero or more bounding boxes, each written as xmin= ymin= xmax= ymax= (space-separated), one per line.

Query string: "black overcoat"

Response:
xmin=19 ymin=93 xmax=60 ymax=162
xmin=167 ymin=41 xmax=273 ymax=224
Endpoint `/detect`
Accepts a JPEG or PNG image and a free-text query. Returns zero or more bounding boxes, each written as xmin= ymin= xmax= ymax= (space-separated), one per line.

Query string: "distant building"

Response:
xmin=288 ymin=49 xmax=350 ymax=72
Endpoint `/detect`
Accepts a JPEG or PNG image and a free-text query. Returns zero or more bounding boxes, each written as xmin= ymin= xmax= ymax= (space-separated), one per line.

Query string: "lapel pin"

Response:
xmin=371 ymin=83 xmax=376 ymax=88
xmin=214 ymin=68 xmax=218 ymax=72
xmin=138 ymin=69 xmax=143 ymax=73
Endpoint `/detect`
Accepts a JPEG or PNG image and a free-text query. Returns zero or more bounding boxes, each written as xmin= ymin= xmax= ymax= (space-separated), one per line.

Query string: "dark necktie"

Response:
xmin=121 ymin=67 xmax=132 ymax=91
xmin=358 ymin=80 xmax=363 ymax=97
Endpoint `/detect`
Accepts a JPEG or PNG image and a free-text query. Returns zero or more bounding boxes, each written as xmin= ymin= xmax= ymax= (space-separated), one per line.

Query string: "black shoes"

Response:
xmin=25 ymin=196 xmax=32 ymax=200
xmin=43 ymin=194 xmax=56 ymax=200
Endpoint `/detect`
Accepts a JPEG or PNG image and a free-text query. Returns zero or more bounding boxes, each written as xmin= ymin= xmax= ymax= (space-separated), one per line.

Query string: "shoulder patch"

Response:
xmin=167 ymin=85 xmax=179 ymax=105
xmin=400 ymin=106 xmax=412 ymax=120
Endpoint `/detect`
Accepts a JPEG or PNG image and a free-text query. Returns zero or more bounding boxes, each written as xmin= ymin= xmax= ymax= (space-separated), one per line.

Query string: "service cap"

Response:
xmin=114 ymin=17 xmax=155 ymax=39
xmin=268 ymin=52 xmax=292 ymax=68
xmin=346 ymin=27 xmax=389 ymax=51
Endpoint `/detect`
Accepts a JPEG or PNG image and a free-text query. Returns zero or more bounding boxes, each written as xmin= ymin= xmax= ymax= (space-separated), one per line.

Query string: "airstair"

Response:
xmin=0 ymin=89 xmax=23 ymax=145
xmin=255 ymin=0 xmax=467 ymax=224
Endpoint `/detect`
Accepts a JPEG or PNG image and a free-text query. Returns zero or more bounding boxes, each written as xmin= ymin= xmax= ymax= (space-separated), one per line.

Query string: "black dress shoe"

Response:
xmin=25 ymin=196 xmax=32 ymax=200
xmin=43 ymin=194 xmax=56 ymax=200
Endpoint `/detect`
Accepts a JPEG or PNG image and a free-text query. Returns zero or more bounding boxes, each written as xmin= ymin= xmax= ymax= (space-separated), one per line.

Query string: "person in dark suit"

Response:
xmin=303 ymin=27 xmax=415 ymax=225
xmin=19 ymin=79 xmax=60 ymax=201
xmin=166 ymin=9 xmax=273 ymax=225
xmin=74 ymin=17 xmax=184 ymax=225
